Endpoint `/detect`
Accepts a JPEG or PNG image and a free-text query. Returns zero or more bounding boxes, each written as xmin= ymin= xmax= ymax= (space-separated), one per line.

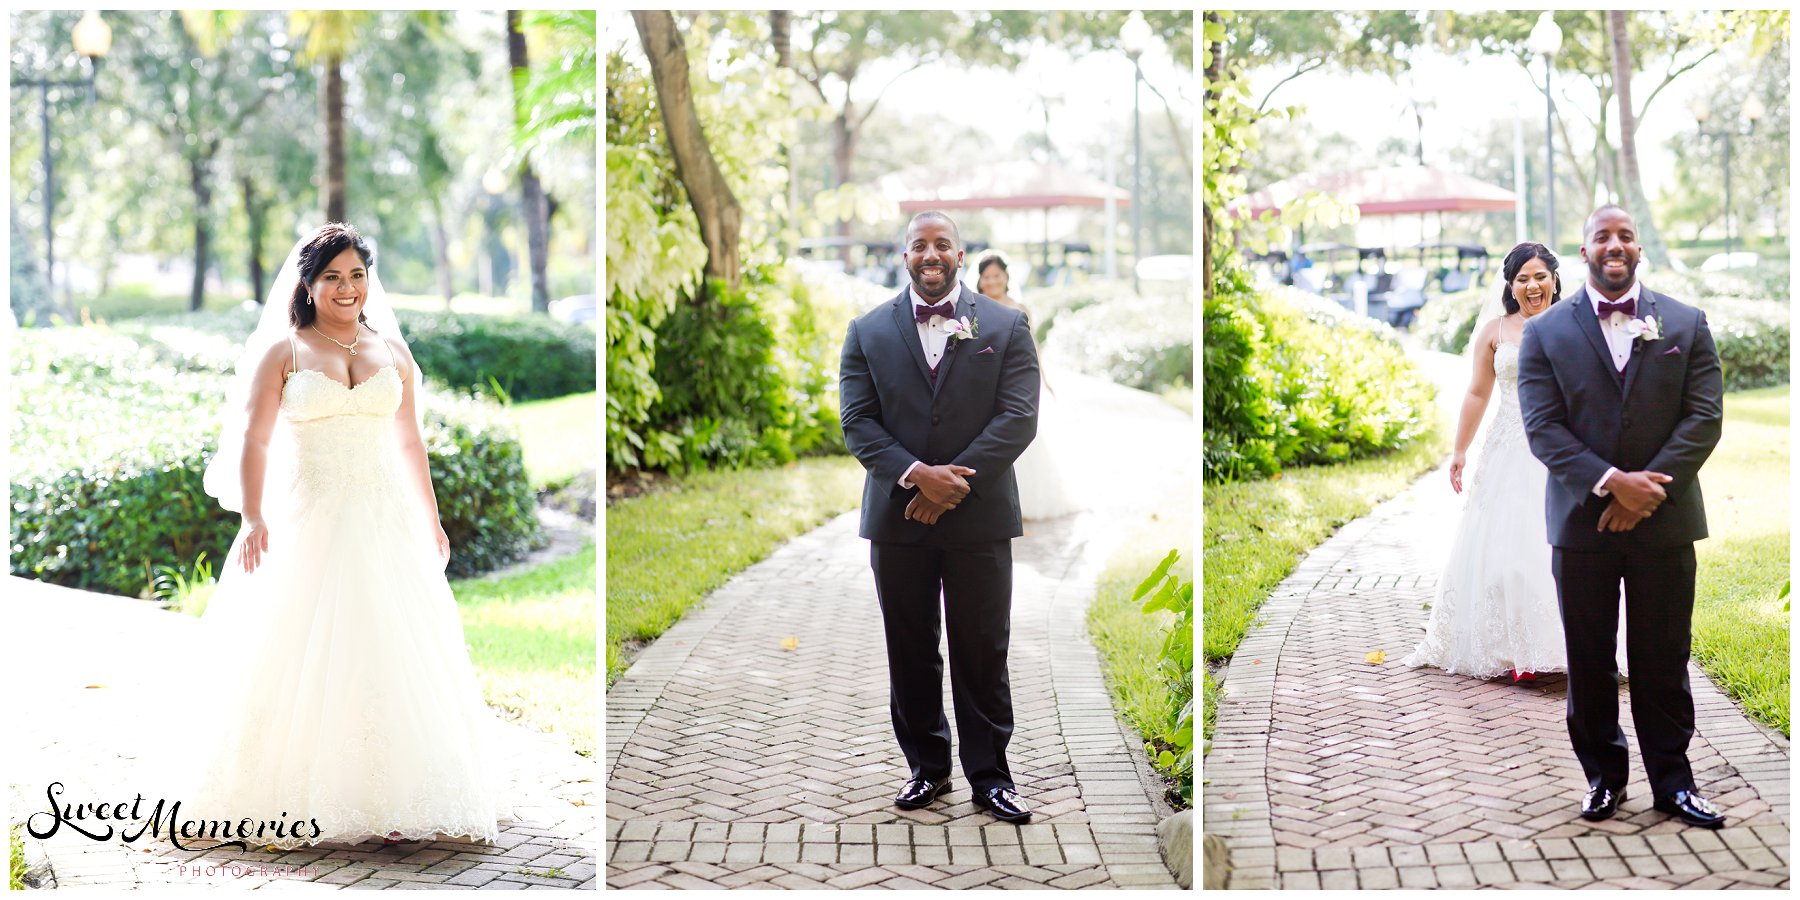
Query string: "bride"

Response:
xmin=186 ymin=223 xmax=509 ymax=847
xmin=1405 ymin=242 xmax=1625 ymax=682
xmin=974 ymin=250 xmax=1082 ymax=520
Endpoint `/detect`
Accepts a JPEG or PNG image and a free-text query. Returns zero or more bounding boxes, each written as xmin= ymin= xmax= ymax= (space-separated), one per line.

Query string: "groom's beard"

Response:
xmin=1588 ymin=255 xmax=1635 ymax=292
xmin=908 ymin=262 xmax=960 ymax=301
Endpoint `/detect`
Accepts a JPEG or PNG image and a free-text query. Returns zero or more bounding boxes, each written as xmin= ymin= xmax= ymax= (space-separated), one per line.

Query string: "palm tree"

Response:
xmin=507 ymin=10 xmax=552 ymax=313
xmin=288 ymin=11 xmax=371 ymax=223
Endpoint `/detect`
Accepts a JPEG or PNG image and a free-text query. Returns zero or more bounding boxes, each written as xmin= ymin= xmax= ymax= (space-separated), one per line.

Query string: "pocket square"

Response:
xmin=976 ymin=346 xmax=996 ymax=355
xmin=1662 ymin=345 xmax=1681 ymax=356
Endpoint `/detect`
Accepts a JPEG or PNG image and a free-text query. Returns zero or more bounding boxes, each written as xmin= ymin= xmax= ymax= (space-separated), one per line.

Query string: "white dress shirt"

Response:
xmin=899 ymin=283 xmax=964 ymax=488
xmin=1589 ymin=279 xmax=1644 ymax=497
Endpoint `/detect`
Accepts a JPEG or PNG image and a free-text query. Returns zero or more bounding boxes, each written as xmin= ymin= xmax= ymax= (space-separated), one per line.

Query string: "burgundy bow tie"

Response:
xmin=914 ymin=301 xmax=955 ymax=323
xmin=1598 ymin=297 xmax=1636 ymax=318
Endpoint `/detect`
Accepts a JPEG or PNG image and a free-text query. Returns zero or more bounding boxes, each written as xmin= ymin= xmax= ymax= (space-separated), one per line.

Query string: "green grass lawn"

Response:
xmin=505 ymin=391 xmax=598 ymax=490
xmin=1690 ymin=386 xmax=1789 ymax=734
xmin=454 ymin=541 xmax=598 ymax=756
xmin=1085 ymin=494 xmax=1193 ymax=798
xmin=1201 ymin=427 xmax=1448 ymax=749
xmin=606 ymin=456 xmax=864 ymax=687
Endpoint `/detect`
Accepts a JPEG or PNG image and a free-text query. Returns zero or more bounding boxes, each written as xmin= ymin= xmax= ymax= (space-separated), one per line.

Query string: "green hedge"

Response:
xmin=1039 ymin=282 xmax=1193 ymax=392
xmin=108 ymin=308 xmax=596 ymax=402
xmin=1414 ymin=279 xmax=1788 ymax=392
xmin=11 ymin=328 xmax=542 ymax=597
xmin=631 ymin=262 xmax=854 ymax=473
xmin=1203 ymin=276 xmax=1437 ymax=483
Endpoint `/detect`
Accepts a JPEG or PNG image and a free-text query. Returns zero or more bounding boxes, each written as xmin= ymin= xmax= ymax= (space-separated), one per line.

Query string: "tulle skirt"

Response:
xmin=171 ymin=473 xmax=511 ymax=848
xmin=1015 ymin=377 xmax=1084 ymax=520
xmin=1405 ymin=422 xmax=1627 ymax=678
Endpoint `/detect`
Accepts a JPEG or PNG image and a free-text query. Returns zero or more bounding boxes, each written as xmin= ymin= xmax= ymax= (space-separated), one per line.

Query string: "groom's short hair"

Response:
xmin=905 ymin=211 xmax=961 ymax=248
xmin=1583 ymin=204 xmax=1634 ymax=240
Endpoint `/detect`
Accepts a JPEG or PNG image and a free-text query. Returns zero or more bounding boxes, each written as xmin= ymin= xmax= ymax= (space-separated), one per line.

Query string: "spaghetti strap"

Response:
xmin=286 ymin=334 xmax=297 ymax=381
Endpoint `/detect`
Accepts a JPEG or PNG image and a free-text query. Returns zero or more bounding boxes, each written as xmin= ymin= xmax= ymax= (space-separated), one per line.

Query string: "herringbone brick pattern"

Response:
xmin=1206 ymin=464 xmax=1790 ymax=890
xmin=607 ymin=373 xmax=1197 ymax=889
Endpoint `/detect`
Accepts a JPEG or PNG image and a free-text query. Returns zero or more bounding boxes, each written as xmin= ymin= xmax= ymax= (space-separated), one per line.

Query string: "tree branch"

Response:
xmin=1256 ymin=57 xmax=1326 ymax=113
xmin=852 ymin=56 xmax=930 ymax=132
xmin=1140 ymin=75 xmax=1193 ymax=173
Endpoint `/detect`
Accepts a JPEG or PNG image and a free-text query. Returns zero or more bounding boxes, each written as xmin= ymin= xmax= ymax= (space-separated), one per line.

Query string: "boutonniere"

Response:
xmin=939 ymin=315 xmax=977 ymax=341
xmin=1624 ymin=315 xmax=1662 ymax=344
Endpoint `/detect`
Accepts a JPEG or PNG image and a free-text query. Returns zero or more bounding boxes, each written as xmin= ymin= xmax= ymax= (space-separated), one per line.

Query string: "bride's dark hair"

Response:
xmin=1499 ymin=241 xmax=1560 ymax=314
xmin=289 ymin=222 xmax=377 ymax=330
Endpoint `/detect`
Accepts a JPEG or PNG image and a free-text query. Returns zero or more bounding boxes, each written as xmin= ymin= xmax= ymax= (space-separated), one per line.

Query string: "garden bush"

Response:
xmin=641 ymin=263 xmax=853 ymax=473
xmin=1203 ymin=278 xmax=1437 ymax=483
xmin=109 ymin=308 xmax=597 ymax=402
xmin=1039 ymin=283 xmax=1193 ymax=393
xmin=1412 ymin=279 xmax=1787 ymax=391
xmin=11 ymin=328 xmax=542 ymax=597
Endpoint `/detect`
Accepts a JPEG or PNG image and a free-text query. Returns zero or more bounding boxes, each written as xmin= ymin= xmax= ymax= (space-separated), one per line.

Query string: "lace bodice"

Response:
xmin=1474 ymin=343 xmax=1526 ymax=479
xmin=280 ymin=366 xmax=404 ymax=494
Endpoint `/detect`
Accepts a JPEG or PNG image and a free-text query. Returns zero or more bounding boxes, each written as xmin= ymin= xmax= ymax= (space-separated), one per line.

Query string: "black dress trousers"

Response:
xmin=1552 ymin=543 xmax=1698 ymax=797
xmin=869 ymin=538 xmax=1015 ymax=793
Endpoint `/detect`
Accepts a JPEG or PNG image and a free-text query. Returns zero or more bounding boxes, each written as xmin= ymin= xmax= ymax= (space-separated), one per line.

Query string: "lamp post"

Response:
xmin=1691 ymin=95 xmax=1764 ymax=259
xmin=13 ymin=10 xmax=111 ymax=305
xmin=1527 ymin=12 xmax=1562 ymax=252
xmin=1121 ymin=11 xmax=1151 ymax=295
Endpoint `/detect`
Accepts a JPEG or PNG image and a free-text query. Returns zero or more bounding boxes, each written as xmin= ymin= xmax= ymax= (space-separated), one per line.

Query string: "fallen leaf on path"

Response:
xmin=780 ymin=637 xmax=799 ymax=651
xmin=1364 ymin=650 xmax=1386 ymax=665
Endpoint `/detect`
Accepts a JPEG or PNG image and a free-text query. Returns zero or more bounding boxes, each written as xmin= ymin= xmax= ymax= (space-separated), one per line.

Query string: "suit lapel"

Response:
xmin=1620 ymin=288 xmax=1658 ymax=403
xmin=1569 ymin=285 xmax=1621 ymax=390
xmin=930 ymin=287 xmax=973 ymax=398
xmin=888 ymin=289 xmax=935 ymax=389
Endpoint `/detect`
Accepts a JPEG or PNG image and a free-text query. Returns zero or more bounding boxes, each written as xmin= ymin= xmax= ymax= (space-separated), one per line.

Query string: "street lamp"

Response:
xmin=1691 ymin=95 xmax=1764 ymax=259
xmin=13 ymin=10 xmax=111 ymax=306
xmin=1527 ymin=11 xmax=1562 ymax=252
xmin=1121 ymin=10 xmax=1151 ymax=295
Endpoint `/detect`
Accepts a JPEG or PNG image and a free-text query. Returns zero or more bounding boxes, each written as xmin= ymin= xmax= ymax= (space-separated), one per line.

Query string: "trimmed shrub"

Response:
xmin=110 ymin=308 xmax=597 ymax=402
xmin=11 ymin=327 xmax=542 ymax=597
xmin=1412 ymin=286 xmax=1489 ymax=355
xmin=638 ymin=263 xmax=854 ymax=473
xmin=397 ymin=311 xmax=597 ymax=401
xmin=1040 ymin=283 xmax=1193 ymax=393
xmin=1203 ymin=281 xmax=1437 ymax=483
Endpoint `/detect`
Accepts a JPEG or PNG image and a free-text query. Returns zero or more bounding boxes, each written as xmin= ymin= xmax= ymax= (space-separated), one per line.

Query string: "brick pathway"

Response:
xmin=1204 ymin=463 xmax=1791 ymax=889
xmin=6 ymin=576 xmax=599 ymax=890
xmin=605 ymin=373 xmax=1193 ymax=889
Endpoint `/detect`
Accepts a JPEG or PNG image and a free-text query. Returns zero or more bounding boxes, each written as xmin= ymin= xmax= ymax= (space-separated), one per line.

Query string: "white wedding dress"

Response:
xmin=1015 ymin=369 xmax=1083 ymax=520
xmin=177 ymin=362 xmax=510 ymax=848
xmin=1406 ymin=340 xmax=1627 ymax=677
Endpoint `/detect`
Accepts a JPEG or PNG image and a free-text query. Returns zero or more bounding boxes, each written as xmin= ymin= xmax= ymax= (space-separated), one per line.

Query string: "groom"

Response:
xmin=839 ymin=210 xmax=1039 ymax=823
xmin=1517 ymin=204 xmax=1726 ymax=828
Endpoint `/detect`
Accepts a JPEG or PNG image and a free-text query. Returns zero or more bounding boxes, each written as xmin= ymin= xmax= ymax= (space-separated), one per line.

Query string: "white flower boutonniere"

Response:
xmin=1624 ymin=315 xmax=1662 ymax=344
xmin=940 ymin=315 xmax=977 ymax=341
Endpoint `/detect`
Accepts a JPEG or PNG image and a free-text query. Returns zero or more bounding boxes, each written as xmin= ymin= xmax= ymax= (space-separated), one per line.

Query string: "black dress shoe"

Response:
xmin=1579 ymin=785 xmax=1625 ymax=821
xmin=974 ymin=786 xmax=1032 ymax=823
xmin=893 ymin=776 xmax=952 ymax=810
xmin=1654 ymin=790 xmax=1726 ymax=829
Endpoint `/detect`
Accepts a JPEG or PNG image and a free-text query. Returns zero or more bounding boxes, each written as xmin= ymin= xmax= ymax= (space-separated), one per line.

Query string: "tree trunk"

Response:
xmin=1607 ymin=11 xmax=1671 ymax=267
xmin=508 ymin=10 xmax=553 ymax=313
xmin=632 ymin=10 xmax=742 ymax=290
xmin=242 ymin=174 xmax=266 ymax=305
xmin=832 ymin=102 xmax=856 ymax=263
xmin=190 ymin=156 xmax=212 ymax=312
xmin=772 ymin=10 xmax=793 ymax=256
xmin=1202 ymin=12 xmax=1222 ymax=302
xmin=324 ymin=53 xmax=347 ymax=223
xmin=429 ymin=193 xmax=454 ymax=308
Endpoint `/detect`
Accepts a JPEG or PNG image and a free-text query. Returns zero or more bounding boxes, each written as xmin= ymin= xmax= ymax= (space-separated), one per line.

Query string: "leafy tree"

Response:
xmin=286 ymin=11 xmax=372 ymax=224
xmin=632 ymin=10 xmax=742 ymax=289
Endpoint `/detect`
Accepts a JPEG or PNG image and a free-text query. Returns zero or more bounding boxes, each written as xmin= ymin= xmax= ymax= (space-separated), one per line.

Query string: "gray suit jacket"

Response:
xmin=1516 ymin=284 xmax=1724 ymax=549
xmin=839 ymin=285 xmax=1039 ymax=544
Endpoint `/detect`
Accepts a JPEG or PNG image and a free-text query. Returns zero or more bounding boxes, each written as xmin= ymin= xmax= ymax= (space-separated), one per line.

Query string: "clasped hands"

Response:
xmin=1596 ymin=470 xmax=1673 ymax=533
xmin=904 ymin=464 xmax=976 ymax=526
